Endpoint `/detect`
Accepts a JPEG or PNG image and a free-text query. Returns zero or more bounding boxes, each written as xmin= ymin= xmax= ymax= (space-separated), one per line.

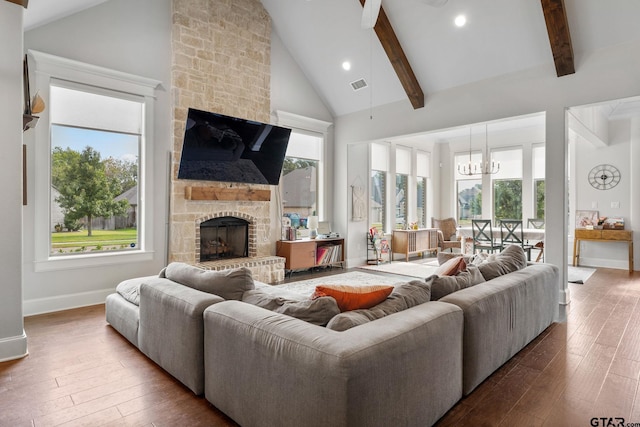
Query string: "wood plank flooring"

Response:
xmin=1 ymin=267 xmax=639 ymax=426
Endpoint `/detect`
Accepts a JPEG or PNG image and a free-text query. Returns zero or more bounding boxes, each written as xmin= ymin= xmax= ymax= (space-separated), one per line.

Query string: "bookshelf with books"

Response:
xmin=276 ymin=237 xmax=345 ymax=274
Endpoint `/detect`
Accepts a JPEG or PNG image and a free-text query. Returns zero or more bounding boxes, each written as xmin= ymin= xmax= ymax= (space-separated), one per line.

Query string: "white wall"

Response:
xmin=22 ymin=0 xmax=172 ymax=315
xmin=333 ymin=40 xmax=640 ymax=305
xmin=0 ymin=1 xmax=27 ymax=361
xmin=570 ymin=118 xmax=634 ymax=269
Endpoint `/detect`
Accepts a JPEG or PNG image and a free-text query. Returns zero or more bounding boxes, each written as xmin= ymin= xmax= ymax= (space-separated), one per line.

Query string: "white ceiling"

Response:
xmin=22 ymin=0 xmax=640 ymax=142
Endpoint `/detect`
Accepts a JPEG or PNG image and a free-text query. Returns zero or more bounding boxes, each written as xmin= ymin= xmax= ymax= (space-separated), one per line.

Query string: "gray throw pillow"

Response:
xmin=477 ymin=245 xmax=527 ymax=281
xmin=273 ymin=297 xmax=340 ymax=326
xmin=326 ymin=279 xmax=433 ymax=331
xmin=430 ymin=266 xmax=485 ymax=300
xmin=164 ymin=262 xmax=254 ymax=300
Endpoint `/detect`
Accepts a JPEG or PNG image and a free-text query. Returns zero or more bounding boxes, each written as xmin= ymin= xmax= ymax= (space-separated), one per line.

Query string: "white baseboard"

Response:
xmin=23 ymin=288 xmax=113 ymax=317
xmin=567 ymin=256 xmax=630 ymax=271
xmin=0 ymin=331 xmax=28 ymax=362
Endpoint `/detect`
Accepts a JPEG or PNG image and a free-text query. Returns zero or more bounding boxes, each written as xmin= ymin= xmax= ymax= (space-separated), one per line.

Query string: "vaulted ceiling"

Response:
xmin=261 ymin=0 xmax=640 ymax=117
xmin=19 ymin=0 xmax=640 ymax=120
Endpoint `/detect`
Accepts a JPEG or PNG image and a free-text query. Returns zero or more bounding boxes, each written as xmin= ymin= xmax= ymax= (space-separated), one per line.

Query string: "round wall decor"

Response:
xmin=588 ymin=164 xmax=621 ymax=190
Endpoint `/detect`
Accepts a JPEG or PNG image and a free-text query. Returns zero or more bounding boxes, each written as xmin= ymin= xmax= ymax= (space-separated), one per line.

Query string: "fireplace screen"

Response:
xmin=200 ymin=217 xmax=249 ymax=262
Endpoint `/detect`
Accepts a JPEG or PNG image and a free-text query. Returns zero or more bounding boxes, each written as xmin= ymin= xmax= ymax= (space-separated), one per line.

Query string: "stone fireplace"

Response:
xmin=168 ymin=1 xmax=284 ymax=283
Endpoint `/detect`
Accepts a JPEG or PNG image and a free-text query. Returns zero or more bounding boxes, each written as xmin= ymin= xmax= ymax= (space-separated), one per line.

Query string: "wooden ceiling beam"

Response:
xmin=358 ymin=0 xmax=425 ymax=109
xmin=5 ymin=0 xmax=28 ymax=8
xmin=541 ymin=0 xmax=575 ymax=77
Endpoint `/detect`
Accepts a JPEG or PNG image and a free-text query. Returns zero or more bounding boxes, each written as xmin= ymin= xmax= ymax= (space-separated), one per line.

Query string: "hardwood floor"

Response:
xmin=1 ymin=267 xmax=639 ymax=426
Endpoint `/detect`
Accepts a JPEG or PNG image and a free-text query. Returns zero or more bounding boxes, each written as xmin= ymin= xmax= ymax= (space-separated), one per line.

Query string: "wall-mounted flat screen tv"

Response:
xmin=177 ymin=108 xmax=291 ymax=185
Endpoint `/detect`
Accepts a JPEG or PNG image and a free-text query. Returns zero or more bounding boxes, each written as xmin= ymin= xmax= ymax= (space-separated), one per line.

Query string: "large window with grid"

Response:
xmin=455 ymin=151 xmax=482 ymax=225
xmin=492 ymin=147 xmax=523 ymax=222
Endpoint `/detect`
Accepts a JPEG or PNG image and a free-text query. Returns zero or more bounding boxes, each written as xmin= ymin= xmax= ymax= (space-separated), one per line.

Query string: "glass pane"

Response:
xmin=395 ymin=174 xmax=408 ymax=229
xmin=493 ymin=179 xmax=523 ymax=222
xmin=370 ymin=170 xmax=386 ymax=230
xmin=535 ymin=179 xmax=545 ymax=219
xmin=417 ymin=177 xmax=427 ymax=228
xmin=50 ymin=126 xmax=139 ymax=256
xmin=281 ymin=157 xmax=318 ymax=227
xmin=457 ymin=180 xmax=482 ymax=225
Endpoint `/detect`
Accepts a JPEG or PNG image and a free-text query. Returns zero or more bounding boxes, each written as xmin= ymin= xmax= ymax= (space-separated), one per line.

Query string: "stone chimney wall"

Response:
xmin=169 ymin=0 xmax=281 ymax=281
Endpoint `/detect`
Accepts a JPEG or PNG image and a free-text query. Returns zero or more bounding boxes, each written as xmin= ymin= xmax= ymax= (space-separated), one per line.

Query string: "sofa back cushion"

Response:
xmin=242 ymin=289 xmax=340 ymax=326
xmin=477 ymin=244 xmax=527 ymax=281
xmin=164 ymin=263 xmax=254 ymax=300
xmin=326 ymin=279 xmax=433 ymax=331
xmin=430 ymin=266 xmax=485 ymax=301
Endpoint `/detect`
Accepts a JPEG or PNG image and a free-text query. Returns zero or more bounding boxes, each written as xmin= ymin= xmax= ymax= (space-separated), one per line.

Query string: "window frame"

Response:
xmin=29 ymin=50 xmax=160 ymax=272
xmin=275 ymin=111 xmax=331 ymax=221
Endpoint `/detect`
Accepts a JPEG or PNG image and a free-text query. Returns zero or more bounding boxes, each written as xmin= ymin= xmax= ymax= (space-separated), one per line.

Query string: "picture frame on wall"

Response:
xmin=575 ymin=210 xmax=599 ymax=229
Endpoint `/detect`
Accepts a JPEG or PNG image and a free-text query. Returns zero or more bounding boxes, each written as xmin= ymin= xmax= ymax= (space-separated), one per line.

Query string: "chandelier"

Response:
xmin=457 ymin=125 xmax=500 ymax=176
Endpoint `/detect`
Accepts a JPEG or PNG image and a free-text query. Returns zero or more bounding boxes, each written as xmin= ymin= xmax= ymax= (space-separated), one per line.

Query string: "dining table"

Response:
xmin=457 ymin=226 xmax=545 ymax=255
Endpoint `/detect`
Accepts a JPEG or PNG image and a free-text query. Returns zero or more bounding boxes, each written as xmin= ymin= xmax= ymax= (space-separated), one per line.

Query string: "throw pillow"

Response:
xmin=435 ymin=256 xmax=467 ymax=276
xmin=164 ymin=263 xmax=254 ymax=300
xmin=326 ymin=279 xmax=433 ymax=331
xmin=273 ymin=297 xmax=341 ymax=326
xmin=430 ymin=266 xmax=486 ymax=300
xmin=311 ymin=284 xmax=394 ymax=312
xmin=477 ymin=244 xmax=527 ymax=281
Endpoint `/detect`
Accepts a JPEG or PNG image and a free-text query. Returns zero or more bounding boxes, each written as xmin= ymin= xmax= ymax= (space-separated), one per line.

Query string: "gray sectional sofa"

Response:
xmin=105 ymin=245 xmax=559 ymax=426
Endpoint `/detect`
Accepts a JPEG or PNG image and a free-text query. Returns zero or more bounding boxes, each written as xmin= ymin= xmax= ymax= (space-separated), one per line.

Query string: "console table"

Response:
xmin=573 ymin=229 xmax=634 ymax=273
xmin=276 ymin=237 xmax=344 ymax=275
xmin=392 ymin=228 xmax=438 ymax=261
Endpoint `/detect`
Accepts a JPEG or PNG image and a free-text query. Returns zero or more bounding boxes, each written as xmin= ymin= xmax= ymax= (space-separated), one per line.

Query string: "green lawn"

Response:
xmin=51 ymin=228 xmax=137 ymax=249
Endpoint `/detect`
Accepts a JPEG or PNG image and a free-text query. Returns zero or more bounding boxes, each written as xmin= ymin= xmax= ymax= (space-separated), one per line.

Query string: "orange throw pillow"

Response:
xmin=311 ymin=284 xmax=394 ymax=312
xmin=435 ymin=256 xmax=467 ymax=276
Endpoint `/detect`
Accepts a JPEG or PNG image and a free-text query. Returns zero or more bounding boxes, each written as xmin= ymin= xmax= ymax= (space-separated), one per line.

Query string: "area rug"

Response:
xmin=270 ymin=270 xmax=412 ymax=298
xmin=358 ymin=261 xmax=440 ymax=279
xmin=567 ymin=266 xmax=596 ymax=284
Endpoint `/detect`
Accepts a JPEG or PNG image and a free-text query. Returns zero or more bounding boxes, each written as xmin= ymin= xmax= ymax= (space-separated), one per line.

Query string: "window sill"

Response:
xmin=33 ymin=250 xmax=155 ymax=272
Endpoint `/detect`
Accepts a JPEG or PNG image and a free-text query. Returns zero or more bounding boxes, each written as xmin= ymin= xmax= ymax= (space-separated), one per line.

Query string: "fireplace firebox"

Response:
xmin=199 ymin=217 xmax=249 ymax=262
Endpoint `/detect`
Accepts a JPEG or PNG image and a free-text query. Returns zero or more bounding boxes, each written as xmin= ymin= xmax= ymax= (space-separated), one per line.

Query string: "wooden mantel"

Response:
xmin=5 ymin=0 xmax=29 ymax=8
xmin=184 ymin=186 xmax=271 ymax=202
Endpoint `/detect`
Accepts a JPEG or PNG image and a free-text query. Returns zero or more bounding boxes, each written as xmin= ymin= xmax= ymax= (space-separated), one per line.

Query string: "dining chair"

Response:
xmin=500 ymin=219 xmax=533 ymax=261
xmin=527 ymin=218 xmax=545 ymax=261
xmin=471 ymin=219 xmax=502 ymax=254
xmin=431 ymin=217 xmax=462 ymax=253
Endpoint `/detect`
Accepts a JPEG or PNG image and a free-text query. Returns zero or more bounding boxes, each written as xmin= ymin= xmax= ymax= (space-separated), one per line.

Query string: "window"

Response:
xmin=416 ymin=151 xmax=430 ymax=228
xmin=395 ymin=174 xmax=408 ymax=229
xmin=281 ymin=132 xmax=322 ymax=226
xmin=49 ymin=84 xmax=142 ymax=256
xmin=533 ymin=145 xmax=545 ymax=219
xmin=29 ymin=50 xmax=160 ymax=271
xmin=275 ymin=111 xmax=331 ymax=232
xmin=455 ymin=151 xmax=482 ymax=225
xmin=491 ymin=148 xmax=523 ymax=222
xmin=370 ymin=143 xmax=389 ymax=230
xmin=395 ymin=146 xmax=411 ymax=229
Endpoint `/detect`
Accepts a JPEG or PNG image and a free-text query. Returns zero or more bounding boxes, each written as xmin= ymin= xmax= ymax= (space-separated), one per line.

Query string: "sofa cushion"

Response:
xmin=115 ymin=275 xmax=158 ymax=306
xmin=435 ymin=256 xmax=467 ymax=276
xmin=430 ymin=266 xmax=486 ymax=301
xmin=326 ymin=279 xmax=433 ymax=331
xmin=242 ymin=289 xmax=340 ymax=326
xmin=477 ymin=245 xmax=527 ymax=281
xmin=273 ymin=297 xmax=340 ymax=326
xmin=311 ymin=284 xmax=393 ymax=312
xmin=164 ymin=263 xmax=254 ymax=300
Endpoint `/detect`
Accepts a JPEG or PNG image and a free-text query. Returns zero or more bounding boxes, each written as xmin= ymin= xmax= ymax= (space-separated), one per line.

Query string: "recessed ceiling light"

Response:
xmin=342 ymin=61 xmax=351 ymax=71
xmin=454 ymin=15 xmax=466 ymax=27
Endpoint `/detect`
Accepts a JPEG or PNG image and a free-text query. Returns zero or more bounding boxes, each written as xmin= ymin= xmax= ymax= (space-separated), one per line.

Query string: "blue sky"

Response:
xmin=51 ymin=125 xmax=139 ymax=163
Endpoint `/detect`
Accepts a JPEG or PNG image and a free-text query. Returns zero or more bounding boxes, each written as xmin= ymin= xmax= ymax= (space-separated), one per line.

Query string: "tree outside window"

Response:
xmin=370 ymin=170 xmax=386 ymax=230
xmin=395 ymin=174 xmax=408 ymax=229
